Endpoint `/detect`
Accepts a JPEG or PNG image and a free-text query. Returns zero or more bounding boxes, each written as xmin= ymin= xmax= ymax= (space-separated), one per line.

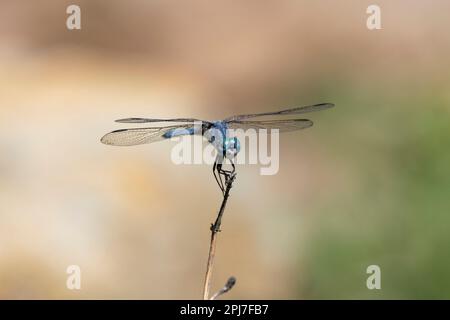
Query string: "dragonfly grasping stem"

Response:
xmin=202 ymin=172 xmax=236 ymax=300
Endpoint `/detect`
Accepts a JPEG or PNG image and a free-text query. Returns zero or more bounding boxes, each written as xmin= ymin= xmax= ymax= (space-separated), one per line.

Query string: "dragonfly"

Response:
xmin=101 ymin=102 xmax=334 ymax=194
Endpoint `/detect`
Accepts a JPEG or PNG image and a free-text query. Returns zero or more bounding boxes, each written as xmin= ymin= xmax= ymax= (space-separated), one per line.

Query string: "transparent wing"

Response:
xmin=227 ymin=119 xmax=313 ymax=132
xmin=115 ymin=117 xmax=206 ymax=124
xmin=100 ymin=124 xmax=197 ymax=146
xmin=224 ymin=103 xmax=334 ymax=122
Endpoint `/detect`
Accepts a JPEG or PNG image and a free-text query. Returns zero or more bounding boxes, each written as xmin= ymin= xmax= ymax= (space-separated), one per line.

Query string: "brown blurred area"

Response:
xmin=0 ymin=1 xmax=449 ymax=299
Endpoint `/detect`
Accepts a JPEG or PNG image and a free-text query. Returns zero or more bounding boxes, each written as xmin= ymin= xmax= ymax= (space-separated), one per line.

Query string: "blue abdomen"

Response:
xmin=163 ymin=127 xmax=196 ymax=139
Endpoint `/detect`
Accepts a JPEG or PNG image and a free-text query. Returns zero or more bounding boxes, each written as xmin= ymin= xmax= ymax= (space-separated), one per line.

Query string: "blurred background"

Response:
xmin=0 ymin=0 xmax=449 ymax=299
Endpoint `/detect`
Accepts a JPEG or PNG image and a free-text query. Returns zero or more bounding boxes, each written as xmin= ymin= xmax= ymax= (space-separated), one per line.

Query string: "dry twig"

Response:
xmin=202 ymin=173 xmax=237 ymax=300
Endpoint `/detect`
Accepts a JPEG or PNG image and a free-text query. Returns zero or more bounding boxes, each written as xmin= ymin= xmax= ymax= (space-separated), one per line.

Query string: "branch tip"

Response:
xmin=210 ymin=276 xmax=237 ymax=300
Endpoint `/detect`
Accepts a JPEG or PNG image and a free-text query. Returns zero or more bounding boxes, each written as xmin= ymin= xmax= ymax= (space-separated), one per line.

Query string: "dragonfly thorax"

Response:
xmin=204 ymin=123 xmax=240 ymax=159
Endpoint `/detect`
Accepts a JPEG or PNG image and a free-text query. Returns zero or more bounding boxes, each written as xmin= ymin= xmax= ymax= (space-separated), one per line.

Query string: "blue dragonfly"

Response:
xmin=101 ymin=102 xmax=334 ymax=193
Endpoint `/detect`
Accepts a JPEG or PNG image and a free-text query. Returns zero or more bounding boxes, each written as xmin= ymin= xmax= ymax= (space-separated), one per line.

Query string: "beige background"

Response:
xmin=0 ymin=1 xmax=449 ymax=299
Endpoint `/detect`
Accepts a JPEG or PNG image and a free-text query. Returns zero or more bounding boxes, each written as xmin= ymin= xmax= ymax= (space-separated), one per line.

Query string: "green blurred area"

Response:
xmin=297 ymin=85 xmax=450 ymax=299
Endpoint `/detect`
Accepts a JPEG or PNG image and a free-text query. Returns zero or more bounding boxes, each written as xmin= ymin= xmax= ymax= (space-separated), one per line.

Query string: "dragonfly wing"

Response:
xmin=115 ymin=117 xmax=206 ymax=124
xmin=225 ymin=103 xmax=334 ymax=121
xmin=101 ymin=124 xmax=199 ymax=146
xmin=227 ymin=119 xmax=313 ymax=132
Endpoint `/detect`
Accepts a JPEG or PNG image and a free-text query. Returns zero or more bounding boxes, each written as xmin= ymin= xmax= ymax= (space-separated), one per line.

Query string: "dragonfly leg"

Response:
xmin=213 ymin=158 xmax=225 ymax=194
xmin=220 ymin=159 xmax=235 ymax=173
xmin=223 ymin=159 xmax=236 ymax=184
xmin=217 ymin=159 xmax=235 ymax=186
xmin=217 ymin=164 xmax=227 ymax=195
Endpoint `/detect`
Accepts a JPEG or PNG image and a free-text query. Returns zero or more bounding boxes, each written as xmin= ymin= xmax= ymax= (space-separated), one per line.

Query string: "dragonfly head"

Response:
xmin=224 ymin=137 xmax=240 ymax=159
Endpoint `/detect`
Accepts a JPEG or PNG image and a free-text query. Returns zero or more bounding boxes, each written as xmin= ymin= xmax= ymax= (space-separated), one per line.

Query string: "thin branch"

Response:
xmin=210 ymin=276 xmax=236 ymax=300
xmin=202 ymin=173 xmax=237 ymax=300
